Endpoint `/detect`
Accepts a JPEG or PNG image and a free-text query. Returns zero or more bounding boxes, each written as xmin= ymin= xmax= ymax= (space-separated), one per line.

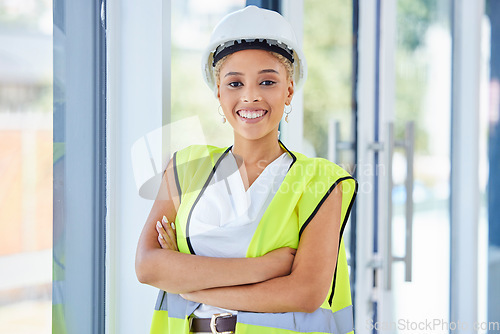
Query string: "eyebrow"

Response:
xmin=259 ymin=69 xmax=280 ymax=75
xmin=224 ymin=71 xmax=243 ymax=78
xmin=223 ymin=69 xmax=280 ymax=77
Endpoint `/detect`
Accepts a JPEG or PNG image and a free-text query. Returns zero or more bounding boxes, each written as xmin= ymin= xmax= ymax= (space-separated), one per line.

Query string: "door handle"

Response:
xmin=328 ymin=119 xmax=355 ymax=163
xmin=385 ymin=121 xmax=415 ymax=290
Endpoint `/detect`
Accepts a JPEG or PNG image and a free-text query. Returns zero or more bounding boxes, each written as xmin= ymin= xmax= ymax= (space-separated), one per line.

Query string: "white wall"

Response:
xmin=106 ymin=0 xmax=165 ymax=333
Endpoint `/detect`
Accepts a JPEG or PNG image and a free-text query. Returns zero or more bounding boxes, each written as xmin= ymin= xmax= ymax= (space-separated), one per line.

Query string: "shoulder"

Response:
xmin=290 ymin=150 xmax=352 ymax=180
xmin=288 ymin=150 xmax=357 ymax=198
xmin=173 ymin=144 xmax=230 ymax=191
xmin=175 ymin=144 xmax=230 ymax=166
xmin=175 ymin=144 xmax=227 ymax=159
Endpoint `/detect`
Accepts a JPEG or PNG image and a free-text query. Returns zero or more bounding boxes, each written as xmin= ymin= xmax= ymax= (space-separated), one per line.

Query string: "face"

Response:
xmin=217 ymin=49 xmax=294 ymax=141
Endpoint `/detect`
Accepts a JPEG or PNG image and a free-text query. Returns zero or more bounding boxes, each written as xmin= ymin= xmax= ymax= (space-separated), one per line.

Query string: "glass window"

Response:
xmin=0 ymin=0 xmax=53 ymax=333
xmin=171 ymin=0 xmax=246 ymax=147
xmin=303 ymin=0 xmax=354 ymax=162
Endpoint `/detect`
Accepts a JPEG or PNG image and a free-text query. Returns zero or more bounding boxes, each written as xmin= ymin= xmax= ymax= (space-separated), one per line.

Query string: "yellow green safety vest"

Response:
xmin=150 ymin=141 xmax=357 ymax=334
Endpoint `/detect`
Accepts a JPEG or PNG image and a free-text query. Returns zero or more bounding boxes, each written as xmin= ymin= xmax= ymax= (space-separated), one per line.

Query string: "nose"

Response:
xmin=241 ymin=85 xmax=262 ymax=102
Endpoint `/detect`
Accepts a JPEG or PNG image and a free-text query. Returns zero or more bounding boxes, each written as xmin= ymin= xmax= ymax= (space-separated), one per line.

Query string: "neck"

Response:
xmin=231 ymin=131 xmax=284 ymax=165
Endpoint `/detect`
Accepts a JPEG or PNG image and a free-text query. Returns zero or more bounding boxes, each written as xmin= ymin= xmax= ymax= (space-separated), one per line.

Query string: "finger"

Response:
xmin=162 ymin=216 xmax=178 ymax=251
xmin=170 ymin=222 xmax=178 ymax=251
xmin=156 ymin=221 xmax=176 ymax=250
xmin=156 ymin=221 xmax=167 ymax=239
xmin=157 ymin=233 xmax=167 ymax=248
xmin=162 ymin=216 xmax=175 ymax=233
xmin=158 ymin=233 xmax=173 ymax=250
xmin=157 ymin=227 xmax=176 ymax=250
xmin=162 ymin=221 xmax=176 ymax=247
xmin=162 ymin=216 xmax=173 ymax=232
xmin=156 ymin=222 xmax=167 ymax=245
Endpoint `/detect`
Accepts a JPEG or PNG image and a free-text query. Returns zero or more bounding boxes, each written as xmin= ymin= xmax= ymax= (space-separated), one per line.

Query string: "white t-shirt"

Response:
xmin=189 ymin=150 xmax=293 ymax=318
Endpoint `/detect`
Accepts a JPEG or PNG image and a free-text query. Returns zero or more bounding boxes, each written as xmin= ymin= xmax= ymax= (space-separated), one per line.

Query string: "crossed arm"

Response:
xmin=135 ymin=159 xmax=343 ymax=313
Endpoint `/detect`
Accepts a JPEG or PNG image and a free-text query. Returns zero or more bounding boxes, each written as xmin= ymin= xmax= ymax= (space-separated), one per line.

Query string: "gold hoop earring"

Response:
xmin=218 ymin=105 xmax=226 ymax=124
xmin=284 ymin=104 xmax=292 ymax=123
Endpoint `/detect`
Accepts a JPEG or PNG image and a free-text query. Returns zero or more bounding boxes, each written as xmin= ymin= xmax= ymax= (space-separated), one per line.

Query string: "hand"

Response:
xmin=156 ymin=216 xmax=178 ymax=251
xmin=261 ymin=247 xmax=296 ymax=280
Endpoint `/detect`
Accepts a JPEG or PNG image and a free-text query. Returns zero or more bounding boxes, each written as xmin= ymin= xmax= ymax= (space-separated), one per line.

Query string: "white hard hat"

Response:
xmin=201 ymin=5 xmax=307 ymax=95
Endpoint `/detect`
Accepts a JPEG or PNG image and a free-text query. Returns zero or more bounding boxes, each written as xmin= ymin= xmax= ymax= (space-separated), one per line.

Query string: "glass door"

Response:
xmin=388 ymin=0 xmax=452 ymax=328
xmin=355 ymin=0 xmax=452 ymax=332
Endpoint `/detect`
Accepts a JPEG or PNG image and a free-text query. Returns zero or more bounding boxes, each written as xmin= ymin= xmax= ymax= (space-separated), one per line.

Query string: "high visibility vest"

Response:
xmin=150 ymin=141 xmax=357 ymax=334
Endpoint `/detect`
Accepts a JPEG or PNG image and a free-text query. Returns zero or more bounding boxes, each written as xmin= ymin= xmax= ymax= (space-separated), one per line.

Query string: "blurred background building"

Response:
xmin=0 ymin=0 xmax=52 ymax=333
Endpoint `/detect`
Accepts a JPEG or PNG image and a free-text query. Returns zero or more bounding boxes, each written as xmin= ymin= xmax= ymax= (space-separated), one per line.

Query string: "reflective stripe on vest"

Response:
xmin=154 ymin=291 xmax=353 ymax=334
xmin=154 ymin=291 xmax=200 ymax=318
xmin=151 ymin=142 xmax=358 ymax=334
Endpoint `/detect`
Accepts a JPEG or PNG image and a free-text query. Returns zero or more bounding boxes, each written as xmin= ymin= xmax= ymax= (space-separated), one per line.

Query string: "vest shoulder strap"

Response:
xmin=174 ymin=144 xmax=230 ymax=196
xmin=289 ymin=152 xmax=357 ymax=235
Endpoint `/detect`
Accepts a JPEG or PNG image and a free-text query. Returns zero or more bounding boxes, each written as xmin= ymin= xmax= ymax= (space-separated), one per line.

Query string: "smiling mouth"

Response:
xmin=236 ymin=109 xmax=268 ymax=120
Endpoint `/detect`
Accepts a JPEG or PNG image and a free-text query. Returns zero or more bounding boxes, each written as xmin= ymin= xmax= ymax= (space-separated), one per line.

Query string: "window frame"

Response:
xmin=52 ymin=0 xmax=107 ymax=332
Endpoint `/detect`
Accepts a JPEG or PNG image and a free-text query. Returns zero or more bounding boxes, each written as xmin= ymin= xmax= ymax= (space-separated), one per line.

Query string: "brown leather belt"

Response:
xmin=190 ymin=312 xmax=237 ymax=334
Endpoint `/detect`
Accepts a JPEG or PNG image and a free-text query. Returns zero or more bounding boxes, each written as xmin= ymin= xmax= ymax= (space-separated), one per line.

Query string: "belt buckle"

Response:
xmin=210 ymin=312 xmax=233 ymax=334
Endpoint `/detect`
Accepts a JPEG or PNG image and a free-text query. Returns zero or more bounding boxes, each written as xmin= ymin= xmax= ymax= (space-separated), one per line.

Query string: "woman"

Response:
xmin=135 ymin=6 xmax=357 ymax=334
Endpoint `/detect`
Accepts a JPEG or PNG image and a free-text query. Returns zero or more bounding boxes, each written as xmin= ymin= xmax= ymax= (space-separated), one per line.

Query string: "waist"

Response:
xmin=190 ymin=312 xmax=237 ymax=334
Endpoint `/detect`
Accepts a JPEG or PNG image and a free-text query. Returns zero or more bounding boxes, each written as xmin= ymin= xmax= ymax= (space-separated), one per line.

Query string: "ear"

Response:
xmin=217 ymin=82 xmax=221 ymax=99
xmin=286 ymin=79 xmax=295 ymax=105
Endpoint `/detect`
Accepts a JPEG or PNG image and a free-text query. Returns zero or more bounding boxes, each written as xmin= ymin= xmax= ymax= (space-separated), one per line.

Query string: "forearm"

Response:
xmin=136 ymin=248 xmax=276 ymax=294
xmin=182 ymin=271 xmax=327 ymax=313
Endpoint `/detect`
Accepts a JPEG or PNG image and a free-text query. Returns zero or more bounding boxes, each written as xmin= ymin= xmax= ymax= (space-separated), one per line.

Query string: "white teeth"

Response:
xmin=239 ymin=110 xmax=265 ymax=119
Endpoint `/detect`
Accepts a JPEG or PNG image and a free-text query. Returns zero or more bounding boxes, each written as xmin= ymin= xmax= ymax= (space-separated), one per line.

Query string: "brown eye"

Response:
xmin=261 ymin=80 xmax=276 ymax=86
xmin=229 ymin=81 xmax=243 ymax=88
